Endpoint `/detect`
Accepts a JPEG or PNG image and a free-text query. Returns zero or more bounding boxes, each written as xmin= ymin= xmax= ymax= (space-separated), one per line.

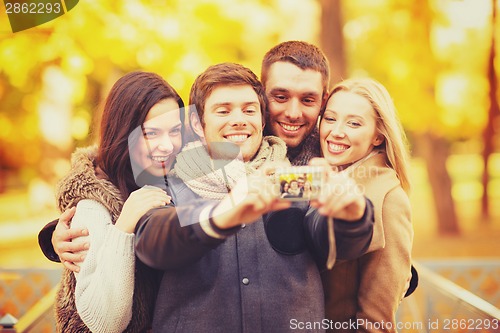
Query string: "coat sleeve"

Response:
xmin=304 ymin=198 xmax=375 ymax=268
xmin=135 ymin=201 xmax=241 ymax=270
xmin=355 ymin=187 xmax=413 ymax=332
xmin=70 ymin=199 xmax=136 ymax=333
xmin=37 ymin=219 xmax=59 ymax=262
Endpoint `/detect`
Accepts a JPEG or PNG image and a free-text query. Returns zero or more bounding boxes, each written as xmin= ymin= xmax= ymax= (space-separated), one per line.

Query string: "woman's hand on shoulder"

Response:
xmin=115 ymin=186 xmax=171 ymax=233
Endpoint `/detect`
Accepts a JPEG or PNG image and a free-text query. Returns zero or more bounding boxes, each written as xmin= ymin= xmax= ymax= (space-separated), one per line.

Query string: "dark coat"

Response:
xmin=135 ymin=177 xmax=374 ymax=333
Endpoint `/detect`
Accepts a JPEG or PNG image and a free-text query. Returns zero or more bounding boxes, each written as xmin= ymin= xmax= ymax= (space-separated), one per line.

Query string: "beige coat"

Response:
xmin=323 ymin=152 xmax=413 ymax=333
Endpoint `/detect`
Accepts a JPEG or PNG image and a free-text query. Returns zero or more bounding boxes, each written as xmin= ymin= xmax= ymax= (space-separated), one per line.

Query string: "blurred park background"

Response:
xmin=0 ymin=0 xmax=499 ymax=330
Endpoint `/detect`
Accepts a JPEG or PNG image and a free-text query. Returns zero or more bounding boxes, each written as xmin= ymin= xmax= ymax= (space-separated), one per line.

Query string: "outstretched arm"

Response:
xmin=136 ymin=171 xmax=290 ymax=270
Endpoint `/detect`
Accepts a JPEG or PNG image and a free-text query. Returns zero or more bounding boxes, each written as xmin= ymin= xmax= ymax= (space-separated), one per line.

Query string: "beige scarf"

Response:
xmin=172 ymin=136 xmax=288 ymax=200
xmin=325 ymin=150 xmax=383 ymax=269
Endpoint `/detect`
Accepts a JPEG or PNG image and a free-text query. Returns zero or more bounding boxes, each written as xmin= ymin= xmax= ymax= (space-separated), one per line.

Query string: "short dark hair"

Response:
xmin=261 ymin=40 xmax=330 ymax=95
xmin=96 ymin=71 xmax=184 ymax=199
xmin=189 ymin=63 xmax=267 ymax=126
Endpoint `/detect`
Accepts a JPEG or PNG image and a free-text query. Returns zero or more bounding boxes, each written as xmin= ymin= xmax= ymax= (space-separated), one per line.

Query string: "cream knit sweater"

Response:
xmin=55 ymin=146 xmax=157 ymax=333
xmin=71 ymin=199 xmax=135 ymax=333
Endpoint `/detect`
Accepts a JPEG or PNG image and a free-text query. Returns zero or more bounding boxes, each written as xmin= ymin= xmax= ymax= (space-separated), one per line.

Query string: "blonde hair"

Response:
xmin=326 ymin=78 xmax=411 ymax=192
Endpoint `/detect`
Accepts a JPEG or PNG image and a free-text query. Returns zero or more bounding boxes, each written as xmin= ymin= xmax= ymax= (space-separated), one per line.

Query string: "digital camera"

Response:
xmin=275 ymin=166 xmax=324 ymax=201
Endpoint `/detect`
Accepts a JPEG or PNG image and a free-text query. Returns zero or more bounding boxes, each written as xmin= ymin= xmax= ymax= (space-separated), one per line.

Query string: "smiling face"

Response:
xmin=264 ymin=61 xmax=324 ymax=149
xmin=320 ymin=91 xmax=383 ymax=169
xmin=192 ymin=85 xmax=264 ymax=162
xmin=130 ymin=98 xmax=183 ymax=177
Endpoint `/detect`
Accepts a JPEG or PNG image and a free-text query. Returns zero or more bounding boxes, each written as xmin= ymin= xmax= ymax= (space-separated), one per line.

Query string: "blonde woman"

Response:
xmin=318 ymin=78 xmax=414 ymax=333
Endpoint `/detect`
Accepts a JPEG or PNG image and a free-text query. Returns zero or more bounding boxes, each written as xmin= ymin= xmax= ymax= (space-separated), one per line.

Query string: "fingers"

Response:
xmin=315 ymin=171 xmax=366 ymax=219
xmin=144 ymin=192 xmax=171 ymax=208
xmin=135 ymin=187 xmax=171 ymax=205
xmin=53 ymin=227 xmax=88 ymax=243
xmin=116 ymin=187 xmax=171 ymax=233
xmin=318 ymin=192 xmax=355 ymax=216
xmin=62 ymin=260 xmax=81 ymax=273
xmin=60 ymin=251 xmax=86 ymax=264
xmin=140 ymin=185 xmax=169 ymax=194
xmin=59 ymin=239 xmax=89 ymax=256
xmin=248 ymin=179 xmax=287 ymax=213
xmin=320 ymin=193 xmax=365 ymax=220
xmin=52 ymin=226 xmax=89 ymax=258
xmin=59 ymin=207 xmax=76 ymax=227
xmin=270 ymin=199 xmax=291 ymax=211
xmin=126 ymin=188 xmax=171 ymax=212
xmin=53 ymin=236 xmax=89 ymax=259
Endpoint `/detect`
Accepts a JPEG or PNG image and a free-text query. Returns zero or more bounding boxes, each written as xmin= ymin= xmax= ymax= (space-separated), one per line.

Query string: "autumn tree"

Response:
xmin=0 ymin=0 xmax=300 ymax=193
xmin=320 ymin=0 xmax=346 ymax=87
xmin=337 ymin=0 xmax=495 ymax=235
xmin=483 ymin=0 xmax=500 ymax=221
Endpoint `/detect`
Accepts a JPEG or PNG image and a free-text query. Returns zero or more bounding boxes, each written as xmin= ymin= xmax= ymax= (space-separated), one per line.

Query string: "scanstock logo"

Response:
xmin=3 ymin=0 xmax=79 ymax=33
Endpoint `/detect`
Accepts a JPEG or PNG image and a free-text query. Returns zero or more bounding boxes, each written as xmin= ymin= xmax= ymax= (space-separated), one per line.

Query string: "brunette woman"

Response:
xmin=50 ymin=71 xmax=184 ymax=333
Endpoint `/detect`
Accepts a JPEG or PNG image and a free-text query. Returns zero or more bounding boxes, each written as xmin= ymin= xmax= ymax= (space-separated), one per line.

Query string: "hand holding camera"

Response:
xmin=311 ymin=158 xmax=366 ymax=221
xmin=275 ymin=166 xmax=324 ymax=201
xmin=278 ymin=159 xmax=366 ymax=221
xmin=212 ymin=167 xmax=291 ymax=229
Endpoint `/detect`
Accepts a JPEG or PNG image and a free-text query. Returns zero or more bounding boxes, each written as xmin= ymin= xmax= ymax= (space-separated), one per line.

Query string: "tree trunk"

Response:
xmin=0 ymin=145 xmax=5 ymax=193
xmin=419 ymin=132 xmax=460 ymax=235
xmin=482 ymin=0 xmax=499 ymax=221
xmin=320 ymin=0 xmax=346 ymax=88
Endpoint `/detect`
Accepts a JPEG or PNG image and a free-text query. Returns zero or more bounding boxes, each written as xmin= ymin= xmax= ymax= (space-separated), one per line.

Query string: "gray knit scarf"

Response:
xmin=173 ymin=136 xmax=289 ymax=200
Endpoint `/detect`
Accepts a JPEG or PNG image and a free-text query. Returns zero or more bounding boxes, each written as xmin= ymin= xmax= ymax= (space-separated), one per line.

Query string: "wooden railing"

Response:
xmin=2 ymin=261 xmax=500 ymax=332
xmin=0 ymin=285 xmax=58 ymax=332
xmin=0 ymin=268 xmax=60 ymax=333
xmin=397 ymin=261 xmax=500 ymax=333
xmin=14 ymin=284 xmax=58 ymax=333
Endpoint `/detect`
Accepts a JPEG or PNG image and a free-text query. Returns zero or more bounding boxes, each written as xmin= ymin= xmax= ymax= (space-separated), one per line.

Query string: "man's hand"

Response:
xmin=309 ymin=158 xmax=366 ymax=221
xmin=52 ymin=207 xmax=89 ymax=272
xmin=212 ymin=167 xmax=291 ymax=229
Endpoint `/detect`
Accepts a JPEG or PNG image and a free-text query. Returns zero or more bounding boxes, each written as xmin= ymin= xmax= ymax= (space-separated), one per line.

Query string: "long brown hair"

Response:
xmin=96 ymin=71 xmax=184 ymax=200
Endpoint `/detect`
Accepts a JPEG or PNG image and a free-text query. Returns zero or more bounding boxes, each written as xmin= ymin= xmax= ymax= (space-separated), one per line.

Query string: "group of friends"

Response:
xmin=37 ymin=40 xmax=416 ymax=333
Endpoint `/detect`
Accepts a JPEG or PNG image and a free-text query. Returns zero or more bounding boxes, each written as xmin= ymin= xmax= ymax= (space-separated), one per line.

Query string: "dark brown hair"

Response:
xmin=261 ymin=41 xmax=330 ymax=95
xmin=96 ymin=71 xmax=184 ymax=199
xmin=189 ymin=63 xmax=267 ymax=126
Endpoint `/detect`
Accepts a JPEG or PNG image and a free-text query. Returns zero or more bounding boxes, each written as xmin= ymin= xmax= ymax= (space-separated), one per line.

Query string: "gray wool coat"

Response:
xmin=135 ymin=176 xmax=374 ymax=333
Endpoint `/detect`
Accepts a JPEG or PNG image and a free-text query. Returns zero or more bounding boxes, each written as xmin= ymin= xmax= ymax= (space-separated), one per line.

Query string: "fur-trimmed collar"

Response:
xmin=56 ymin=145 xmax=124 ymax=222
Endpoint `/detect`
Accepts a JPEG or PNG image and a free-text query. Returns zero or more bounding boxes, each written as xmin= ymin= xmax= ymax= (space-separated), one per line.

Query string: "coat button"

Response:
xmin=241 ymin=224 xmax=246 ymax=229
xmin=242 ymin=277 xmax=249 ymax=285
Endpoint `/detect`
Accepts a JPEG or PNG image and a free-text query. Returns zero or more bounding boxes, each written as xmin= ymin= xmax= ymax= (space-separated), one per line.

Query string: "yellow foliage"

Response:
xmin=0 ymin=0 xmax=318 ymax=182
